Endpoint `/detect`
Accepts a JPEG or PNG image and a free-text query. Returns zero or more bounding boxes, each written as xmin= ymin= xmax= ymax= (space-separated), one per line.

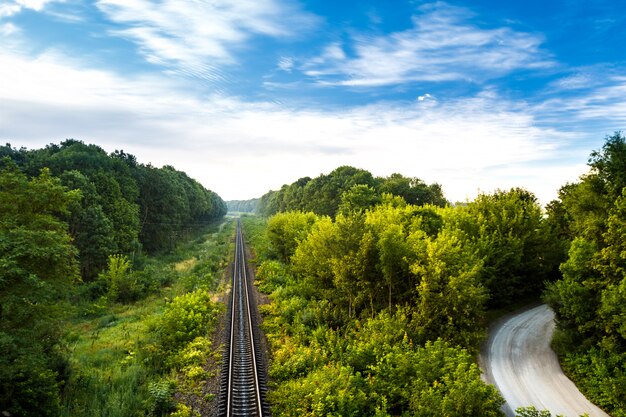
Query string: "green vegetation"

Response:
xmin=514 ymin=406 xmax=589 ymax=417
xmin=544 ymin=132 xmax=626 ymax=416
xmin=0 ymin=163 xmax=79 ymax=416
xmin=61 ymin=221 xmax=232 ymax=417
xmin=256 ymin=166 xmax=447 ymax=217
xmin=0 ymin=141 xmax=228 ymax=416
xmin=243 ymin=177 xmax=561 ymax=415
xmin=4 ymin=133 xmax=626 ymax=416
xmin=227 ymin=198 xmax=259 ymax=213
xmin=2 ymin=140 xmax=226 ymax=277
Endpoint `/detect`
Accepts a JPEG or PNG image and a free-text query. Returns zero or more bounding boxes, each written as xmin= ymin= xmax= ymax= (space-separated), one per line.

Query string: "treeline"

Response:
xmin=243 ymin=170 xmax=563 ymax=415
xmin=1 ymin=140 xmax=226 ymax=279
xmin=544 ymin=132 xmax=626 ymax=415
xmin=256 ymin=166 xmax=448 ymax=217
xmin=0 ymin=140 xmax=226 ymax=416
xmin=227 ymin=198 xmax=259 ymax=213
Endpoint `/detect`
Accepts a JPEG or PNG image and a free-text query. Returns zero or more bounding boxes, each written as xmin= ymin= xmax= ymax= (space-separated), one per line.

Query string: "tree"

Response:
xmin=543 ymin=134 xmax=626 ymax=416
xmin=378 ymin=173 xmax=448 ymax=207
xmin=60 ymin=170 xmax=116 ymax=279
xmin=266 ymin=211 xmax=318 ymax=263
xmin=339 ymin=184 xmax=381 ymax=214
xmin=411 ymin=229 xmax=487 ymax=349
xmin=0 ymin=161 xmax=79 ymax=416
xmin=364 ymin=201 xmax=417 ymax=311
xmin=588 ymin=132 xmax=626 ymax=201
xmin=544 ymin=238 xmax=600 ymax=345
xmin=462 ymin=188 xmax=553 ymax=306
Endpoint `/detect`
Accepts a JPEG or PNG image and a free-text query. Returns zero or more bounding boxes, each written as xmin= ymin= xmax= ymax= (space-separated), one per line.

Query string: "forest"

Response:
xmin=226 ymin=198 xmax=259 ymax=213
xmin=240 ymin=133 xmax=626 ymax=416
xmin=243 ymin=181 xmax=561 ymax=416
xmin=0 ymin=140 xmax=227 ymax=416
xmin=256 ymin=166 xmax=448 ymax=217
xmin=1 ymin=133 xmax=625 ymax=416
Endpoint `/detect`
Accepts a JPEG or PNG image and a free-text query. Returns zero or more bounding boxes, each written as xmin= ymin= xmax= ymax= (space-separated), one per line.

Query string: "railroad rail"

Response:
xmin=218 ymin=220 xmax=270 ymax=417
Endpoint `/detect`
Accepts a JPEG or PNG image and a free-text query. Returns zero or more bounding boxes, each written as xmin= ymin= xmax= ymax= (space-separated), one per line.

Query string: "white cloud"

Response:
xmin=0 ymin=0 xmax=59 ymax=17
xmin=538 ymin=76 xmax=626 ymax=125
xmin=277 ymin=56 xmax=294 ymax=72
xmin=302 ymin=2 xmax=552 ymax=87
xmin=96 ymin=0 xmax=317 ymax=78
xmin=0 ymin=47 xmax=583 ymax=204
xmin=0 ymin=22 xmax=19 ymax=35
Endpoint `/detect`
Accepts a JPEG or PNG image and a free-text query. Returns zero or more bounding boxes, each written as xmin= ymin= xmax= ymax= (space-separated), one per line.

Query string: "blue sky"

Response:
xmin=2 ymin=0 xmax=625 ymax=203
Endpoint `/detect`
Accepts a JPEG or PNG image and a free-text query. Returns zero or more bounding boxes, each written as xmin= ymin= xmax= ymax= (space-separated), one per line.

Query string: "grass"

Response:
xmin=61 ymin=219 xmax=235 ymax=417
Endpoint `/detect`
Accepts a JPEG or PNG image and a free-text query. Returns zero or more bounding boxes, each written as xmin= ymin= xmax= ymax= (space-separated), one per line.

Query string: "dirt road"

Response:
xmin=481 ymin=304 xmax=609 ymax=417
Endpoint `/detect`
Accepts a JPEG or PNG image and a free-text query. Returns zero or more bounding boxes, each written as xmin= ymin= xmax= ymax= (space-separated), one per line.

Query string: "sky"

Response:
xmin=2 ymin=0 xmax=626 ymax=204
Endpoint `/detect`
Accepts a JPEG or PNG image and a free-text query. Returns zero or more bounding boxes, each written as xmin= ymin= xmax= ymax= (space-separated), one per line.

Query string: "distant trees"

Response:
xmin=1 ymin=140 xmax=226 ymax=279
xmin=227 ymin=198 xmax=259 ymax=213
xmin=256 ymin=166 xmax=448 ymax=217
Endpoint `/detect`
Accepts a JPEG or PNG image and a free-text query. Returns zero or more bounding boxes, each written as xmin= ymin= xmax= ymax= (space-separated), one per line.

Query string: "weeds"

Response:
xmin=61 ymin=219 xmax=234 ymax=416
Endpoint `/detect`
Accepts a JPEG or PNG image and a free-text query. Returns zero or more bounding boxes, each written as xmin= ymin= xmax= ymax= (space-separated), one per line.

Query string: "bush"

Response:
xmin=269 ymin=364 xmax=369 ymax=417
xmin=152 ymin=290 xmax=222 ymax=364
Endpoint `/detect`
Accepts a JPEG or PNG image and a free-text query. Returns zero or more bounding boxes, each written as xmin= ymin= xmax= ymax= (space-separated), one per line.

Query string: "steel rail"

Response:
xmin=219 ymin=220 xmax=267 ymax=417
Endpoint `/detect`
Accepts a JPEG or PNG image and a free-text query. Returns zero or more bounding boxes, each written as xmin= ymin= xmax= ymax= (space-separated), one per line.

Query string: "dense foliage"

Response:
xmin=243 ymin=178 xmax=561 ymax=415
xmin=0 ymin=162 xmax=79 ymax=416
xmin=2 ymin=140 xmax=226 ymax=278
xmin=256 ymin=166 xmax=447 ymax=217
xmin=544 ymin=132 xmax=626 ymax=416
xmin=61 ymin=224 xmax=231 ymax=417
xmin=0 ymin=140 xmax=227 ymax=416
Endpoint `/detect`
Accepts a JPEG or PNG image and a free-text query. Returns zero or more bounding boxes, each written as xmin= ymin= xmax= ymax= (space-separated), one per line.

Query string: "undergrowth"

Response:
xmin=61 ymin=219 xmax=234 ymax=417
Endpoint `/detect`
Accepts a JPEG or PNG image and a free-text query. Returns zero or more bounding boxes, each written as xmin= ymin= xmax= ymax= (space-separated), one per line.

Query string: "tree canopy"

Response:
xmin=0 ymin=160 xmax=80 ymax=416
xmin=256 ymin=166 xmax=448 ymax=217
xmin=544 ymin=132 xmax=626 ymax=415
xmin=1 ymin=140 xmax=226 ymax=278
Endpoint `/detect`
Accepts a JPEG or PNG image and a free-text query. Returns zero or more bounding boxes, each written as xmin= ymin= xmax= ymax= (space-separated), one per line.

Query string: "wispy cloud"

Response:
xmin=96 ymin=0 xmax=317 ymax=79
xmin=0 ymin=47 xmax=582 ymax=203
xmin=277 ymin=56 xmax=295 ymax=72
xmin=301 ymin=2 xmax=553 ymax=87
xmin=538 ymin=75 xmax=626 ymax=126
xmin=0 ymin=22 xmax=19 ymax=35
xmin=0 ymin=0 xmax=60 ymax=18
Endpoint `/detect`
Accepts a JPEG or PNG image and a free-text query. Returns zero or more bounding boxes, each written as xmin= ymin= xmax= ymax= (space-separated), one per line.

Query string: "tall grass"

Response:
xmin=61 ymin=219 xmax=235 ymax=417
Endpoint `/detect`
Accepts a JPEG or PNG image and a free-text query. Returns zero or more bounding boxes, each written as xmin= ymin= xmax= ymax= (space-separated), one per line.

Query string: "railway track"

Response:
xmin=218 ymin=220 xmax=270 ymax=417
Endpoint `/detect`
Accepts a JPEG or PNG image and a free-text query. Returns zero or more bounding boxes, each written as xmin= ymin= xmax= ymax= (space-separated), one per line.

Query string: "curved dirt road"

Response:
xmin=481 ymin=304 xmax=609 ymax=417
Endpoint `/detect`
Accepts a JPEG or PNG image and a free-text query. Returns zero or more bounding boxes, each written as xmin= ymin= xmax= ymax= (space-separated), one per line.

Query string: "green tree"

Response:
xmin=60 ymin=170 xmax=116 ymax=279
xmin=407 ymin=341 xmax=504 ymax=417
xmin=0 ymin=161 xmax=79 ymax=416
xmin=339 ymin=184 xmax=381 ymax=214
xmin=589 ymin=132 xmax=626 ymax=201
xmin=596 ymin=190 xmax=626 ymax=348
xmin=268 ymin=364 xmax=369 ymax=417
xmin=543 ymin=133 xmax=626 ymax=416
xmin=378 ymin=173 xmax=448 ymax=207
xmin=364 ymin=201 xmax=418 ymax=311
xmin=411 ymin=229 xmax=487 ymax=349
xmin=544 ymin=238 xmax=601 ymax=346
xmin=461 ymin=188 xmax=553 ymax=306
xmin=266 ymin=211 xmax=318 ymax=263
